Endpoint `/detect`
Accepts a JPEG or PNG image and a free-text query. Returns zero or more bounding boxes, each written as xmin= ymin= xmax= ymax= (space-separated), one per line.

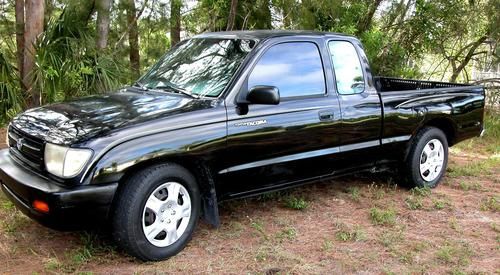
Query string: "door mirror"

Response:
xmin=246 ymin=86 xmax=280 ymax=105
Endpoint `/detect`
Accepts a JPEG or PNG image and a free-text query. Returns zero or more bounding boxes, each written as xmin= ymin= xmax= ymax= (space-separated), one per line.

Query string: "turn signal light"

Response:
xmin=32 ymin=200 xmax=49 ymax=213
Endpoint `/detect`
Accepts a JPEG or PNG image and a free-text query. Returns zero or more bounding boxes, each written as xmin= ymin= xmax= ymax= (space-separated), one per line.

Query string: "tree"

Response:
xmin=125 ymin=0 xmax=140 ymax=79
xmin=170 ymin=0 xmax=181 ymax=47
xmin=22 ymin=0 xmax=44 ymax=107
xmin=15 ymin=0 xmax=24 ymax=90
xmin=226 ymin=0 xmax=238 ymax=31
xmin=356 ymin=0 xmax=383 ymax=35
xmin=96 ymin=0 xmax=112 ymax=50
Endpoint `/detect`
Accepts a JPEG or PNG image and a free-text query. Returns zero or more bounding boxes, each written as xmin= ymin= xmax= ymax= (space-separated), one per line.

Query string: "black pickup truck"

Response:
xmin=0 ymin=31 xmax=485 ymax=260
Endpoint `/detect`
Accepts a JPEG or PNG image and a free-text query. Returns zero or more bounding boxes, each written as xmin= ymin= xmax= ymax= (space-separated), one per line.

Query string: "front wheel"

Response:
xmin=403 ymin=127 xmax=449 ymax=188
xmin=112 ymin=163 xmax=200 ymax=261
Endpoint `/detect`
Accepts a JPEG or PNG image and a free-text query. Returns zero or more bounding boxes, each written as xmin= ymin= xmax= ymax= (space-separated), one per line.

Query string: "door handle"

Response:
xmin=319 ymin=111 xmax=334 ymax=121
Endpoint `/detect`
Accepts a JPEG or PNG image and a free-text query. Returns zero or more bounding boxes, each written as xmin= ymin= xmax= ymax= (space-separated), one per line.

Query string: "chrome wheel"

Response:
xmin=142 ymin=182 xmax=191 ymax=247
xmin=419 ymin=139 xmax=445 ymax=182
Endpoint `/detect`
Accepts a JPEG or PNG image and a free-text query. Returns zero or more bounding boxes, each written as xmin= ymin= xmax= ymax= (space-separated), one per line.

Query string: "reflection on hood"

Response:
xmin=11 ymin=88 xmax=202 ymax=145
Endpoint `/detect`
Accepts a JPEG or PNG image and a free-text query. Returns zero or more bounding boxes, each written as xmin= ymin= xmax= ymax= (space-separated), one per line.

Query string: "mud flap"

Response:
xmin=197 ymin=162 xmax=220 ymax=228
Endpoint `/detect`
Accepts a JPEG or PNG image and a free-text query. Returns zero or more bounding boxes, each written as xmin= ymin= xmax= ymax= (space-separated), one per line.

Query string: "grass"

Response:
xmin=405 ymin=187 xmax=433 ymax=210
xmin=448 ymin=157 xmax=499 ymax=177
xmin=369 ymin=207 xmax=397 ymax=226
xmin=321 ymin=239 xmax=333 ymax=251
xmin=283 ymin=196 xmax=309 ymax=210
xmin=275 ymin=227 xmax=297 ymax=242
xmin=479 ymin=196 xmax=499 ymax=212
xmin=334 ymin=223 xmax=366 ymax=242
xmin=436 ymin=240 xmax=474 ymax=267
xmin=458 ymin=181 xmax=483 ymax=191
xmin=378 ymin=228 xmax=405 ymax=247
xmin=347 ymin=186 xmax=361 ymax=202
xmin=433 ymin=199 xmax=451 ymax=210
xmin=405 ymin=195 xmax=423 ymax=210
xmin=455 ymin=111 xmax=500 ymax=154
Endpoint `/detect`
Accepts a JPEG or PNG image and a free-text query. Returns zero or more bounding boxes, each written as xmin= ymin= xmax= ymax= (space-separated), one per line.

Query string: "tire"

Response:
xmin=112 ymin=163 xmax=200 ymax=261
xmin=403 ymin=127 xmax=448 ymax=188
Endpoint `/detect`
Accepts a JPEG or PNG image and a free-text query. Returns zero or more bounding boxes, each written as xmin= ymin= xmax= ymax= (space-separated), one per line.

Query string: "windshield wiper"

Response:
xmin=133 ymin=81 xmax=148 ymax=91
xmin=155 ymin=84 xmax=198 ymax=99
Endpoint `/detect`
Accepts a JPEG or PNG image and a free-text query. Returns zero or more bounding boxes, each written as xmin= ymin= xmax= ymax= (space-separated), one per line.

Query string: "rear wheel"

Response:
xmin=112 ymin=163 xmax=200 ymax=261
xmin=403 ymin=127 xmax=448 ymax=188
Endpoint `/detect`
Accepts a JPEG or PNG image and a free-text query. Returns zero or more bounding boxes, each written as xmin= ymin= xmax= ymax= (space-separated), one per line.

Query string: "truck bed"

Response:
xmin=375 ymin=77 xmax=469 ymax=92
xmin=374 ymin=76 xmax=485 ymax=147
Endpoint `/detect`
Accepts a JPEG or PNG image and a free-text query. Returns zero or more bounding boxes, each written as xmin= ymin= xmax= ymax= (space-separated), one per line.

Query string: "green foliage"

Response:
xmin=436 ymin=240 xmax=474 ymax=266
xmin=283 ymin=196 xmax=309 ymax=210
xmin=0 ymin=52 xmax=22 ymax=124
xmin=369 ymin=207 xmax=397 ymax=226
xmin=334 ymin=223 xmax=366 ymax=242
xmin=0 ymin=0 xmax=497 ymax=124
xmin=480 ymin=196 xmax=499 ymax=212
xmin=32 ymin=17 xmax=126 ymax=104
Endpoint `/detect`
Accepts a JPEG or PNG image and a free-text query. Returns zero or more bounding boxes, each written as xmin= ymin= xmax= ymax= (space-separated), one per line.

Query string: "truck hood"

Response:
xmin=10 ymin=88 xmax=208 ymax=145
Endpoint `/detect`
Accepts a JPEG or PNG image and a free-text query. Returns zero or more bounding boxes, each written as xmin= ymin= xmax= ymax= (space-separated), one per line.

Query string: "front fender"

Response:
xmin=89 ymin=122 xmax=227 ymax=185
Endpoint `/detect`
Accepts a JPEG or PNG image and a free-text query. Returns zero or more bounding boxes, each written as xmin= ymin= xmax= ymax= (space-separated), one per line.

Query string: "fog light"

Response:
xmin=32 ymin=200 xmax=49 ymax=213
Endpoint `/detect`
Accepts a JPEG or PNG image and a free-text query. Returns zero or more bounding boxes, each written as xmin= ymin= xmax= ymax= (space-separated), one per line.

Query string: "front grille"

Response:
xmin=8 ymin=126 xmax=45 ymax=173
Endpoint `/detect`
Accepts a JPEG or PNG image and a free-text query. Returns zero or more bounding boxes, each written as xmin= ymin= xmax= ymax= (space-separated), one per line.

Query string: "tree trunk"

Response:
xmin=357 ymin=0 xmax=383 ymax=35
xmin=449 ymin=36 xmax=488 ymax=82
xmin=126 ymin=0 xmax=140 ymax=79
xmin=96 ymin=0 xmax=112 ymax=50
xmin=226 ymin=0 xmax=238 ymax=31
xmin=23 ymin=0 xmax=44 ymax=107
xmin=170 ymin=0 xmax=181 ymax=47
xmin=15 ymin=0 xmax=25 ymax=91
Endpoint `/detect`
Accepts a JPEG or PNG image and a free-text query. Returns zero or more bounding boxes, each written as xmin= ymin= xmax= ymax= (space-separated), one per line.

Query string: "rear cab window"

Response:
xmin=248 ymin=42 xmax=326 ymax=98
xmin=328 ymin=41 xmax=365 ymax=95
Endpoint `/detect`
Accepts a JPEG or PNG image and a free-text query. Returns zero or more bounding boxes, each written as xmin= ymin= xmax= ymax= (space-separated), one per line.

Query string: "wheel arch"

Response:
xmin=420 ymin=117 xmax=457 ymax=146
xmin=112 ymin=156 xmax=221 ymax=228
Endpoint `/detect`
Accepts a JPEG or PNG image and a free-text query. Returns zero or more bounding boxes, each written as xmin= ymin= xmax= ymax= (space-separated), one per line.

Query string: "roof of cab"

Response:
xmin=194 ymin=30 xmax=355 ymax=40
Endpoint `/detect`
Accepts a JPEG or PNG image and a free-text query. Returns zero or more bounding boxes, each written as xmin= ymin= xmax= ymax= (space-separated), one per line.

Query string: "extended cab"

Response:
xmin=0 ymin=31 xmax=485 ymax=260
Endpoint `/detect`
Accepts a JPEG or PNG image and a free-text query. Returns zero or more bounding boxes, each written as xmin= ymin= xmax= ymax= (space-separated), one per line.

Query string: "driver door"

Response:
xmin=217 ymin=39 xmax=343 ymax=199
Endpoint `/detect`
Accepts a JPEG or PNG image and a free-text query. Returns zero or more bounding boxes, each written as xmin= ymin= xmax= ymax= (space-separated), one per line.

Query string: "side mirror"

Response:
xmin=246 ymin=86 xmax=280 ymax=105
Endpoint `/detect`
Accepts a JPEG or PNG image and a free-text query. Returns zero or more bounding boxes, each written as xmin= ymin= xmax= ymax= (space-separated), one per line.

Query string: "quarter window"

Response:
xmin=328 ymin=41 xmax=365 ymax=95
xmin=248 ymin=42 xmax=325 ymax=98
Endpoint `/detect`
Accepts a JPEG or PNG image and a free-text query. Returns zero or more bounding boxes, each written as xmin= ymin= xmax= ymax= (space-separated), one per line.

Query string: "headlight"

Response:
xmin=44 ymin=143 xmax=93 ymax=178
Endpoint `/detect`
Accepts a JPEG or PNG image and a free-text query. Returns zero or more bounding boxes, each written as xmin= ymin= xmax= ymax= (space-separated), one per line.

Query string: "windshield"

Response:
xmin=138 ymin=38 xmax=256 ymax=97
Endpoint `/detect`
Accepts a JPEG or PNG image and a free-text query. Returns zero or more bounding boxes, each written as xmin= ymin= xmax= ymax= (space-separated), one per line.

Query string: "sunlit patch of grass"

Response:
xmin=405 ymin=195 xmax=423 ymax=210
xmin=44 ymin=257 xmax=62 ymax=271
xmin=334 ymin=222 xmax=366 ymax=242
xmin=275 ymin=227 xmax=297 ymax=242
xmin=436 ymin=240 xmax=474 ymax=267
xmin=369 ymin=207 xmax=397 ymax=226
xmin=404 ymin=187 xmax=431 ymax=210
xmin=367 ymin=182 xmax=396 ymax=200
xmin=454 ymin=111 xmax=500 ymax=155
xmin=377 ymin=227 xmax=405 ymax=248
xmin=480 ymin=196 xmax=499 ymax=212
xmin=448 ymin=157 xmax=499 ymax=177
xmin=321 ymin=239 xmax=333 ymax=251
xmin=433 ymin=198 xmax=451 ymax=210
xmin=449 ymin=217 xmax=461 ymax=232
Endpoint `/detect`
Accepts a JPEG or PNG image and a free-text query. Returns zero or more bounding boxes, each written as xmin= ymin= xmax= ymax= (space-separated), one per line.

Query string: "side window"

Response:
xmin=328 ymin=41 xmax=365 ymax=95
xmin=248 ymin=42 xmax=325 ymax=98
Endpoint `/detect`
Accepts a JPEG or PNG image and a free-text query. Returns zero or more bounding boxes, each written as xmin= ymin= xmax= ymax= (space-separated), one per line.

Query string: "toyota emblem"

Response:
xmin=16 ymin=137 xmax=24 ymax=151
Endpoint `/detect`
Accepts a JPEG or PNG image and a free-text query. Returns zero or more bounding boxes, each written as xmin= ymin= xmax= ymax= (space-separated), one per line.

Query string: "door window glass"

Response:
xmin=328 ymin=41 xmax=365 ymax=95
xmin=248 ymin=42 xmax=325 ymax=98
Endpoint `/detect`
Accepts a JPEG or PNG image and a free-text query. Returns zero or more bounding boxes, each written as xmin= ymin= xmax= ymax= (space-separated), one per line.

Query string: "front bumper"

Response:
xmin=0 ymin=149 xmax=118 ymax=229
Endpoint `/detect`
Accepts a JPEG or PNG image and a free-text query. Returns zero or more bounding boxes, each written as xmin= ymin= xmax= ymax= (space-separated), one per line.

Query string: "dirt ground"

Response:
xmin=0 ymin=128 xmax=498 ymax=274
